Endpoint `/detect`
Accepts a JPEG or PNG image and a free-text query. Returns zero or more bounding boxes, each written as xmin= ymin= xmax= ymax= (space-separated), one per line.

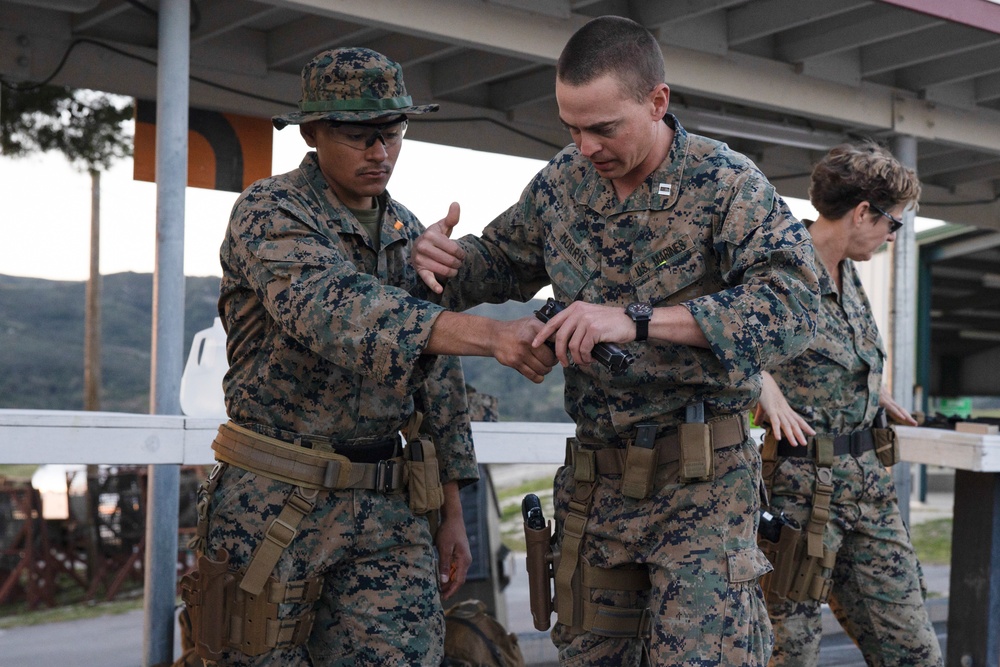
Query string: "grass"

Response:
xmin=0 ymin=465 xmax=39 ymax=481
xmin=0 ymin=594 xmax=145 ymax=629
xmin=910 ymin=518 xmax=952 ymax=566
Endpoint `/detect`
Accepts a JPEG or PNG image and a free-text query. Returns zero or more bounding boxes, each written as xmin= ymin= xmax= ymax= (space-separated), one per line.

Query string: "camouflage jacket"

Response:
xmin=219 ymin=152 xmax=477 ymax=484
xmin=438 ymin=115 xmax=819 ymax=442
xmin=767 ymin=243 xmax=883 ymax=435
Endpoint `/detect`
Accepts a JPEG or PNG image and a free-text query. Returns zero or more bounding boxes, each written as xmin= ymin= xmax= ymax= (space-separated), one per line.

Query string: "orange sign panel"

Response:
xmin=133 ymin=100 xmax=272 ymax=193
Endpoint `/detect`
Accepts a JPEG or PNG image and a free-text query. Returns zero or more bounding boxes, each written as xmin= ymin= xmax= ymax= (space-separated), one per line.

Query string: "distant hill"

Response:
xmin=0 ymin=273 xmax=569 ymax=422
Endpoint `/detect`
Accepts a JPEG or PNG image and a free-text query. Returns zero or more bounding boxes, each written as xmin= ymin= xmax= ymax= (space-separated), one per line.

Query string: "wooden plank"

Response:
xmin=896 ymin=425 xmax=1000 ymax=471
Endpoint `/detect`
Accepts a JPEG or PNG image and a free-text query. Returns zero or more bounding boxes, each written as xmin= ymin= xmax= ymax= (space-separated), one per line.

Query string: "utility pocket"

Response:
xmin=405 ymin=436 xmax=444 ymax=515
xmin=727 ymin=545 xmax=773 ymax=585
xmin=678 ymin=422 xmax=714 ymax=483
xmin=873 ymin=427 xmax=900 ymax=467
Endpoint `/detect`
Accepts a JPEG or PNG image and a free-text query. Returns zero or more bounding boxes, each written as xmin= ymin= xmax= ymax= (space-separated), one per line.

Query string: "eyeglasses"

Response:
xmin=868 ymin=202 xmax=904 ymax=234
xmin=325 ymin=119 xmax=408 ymax=150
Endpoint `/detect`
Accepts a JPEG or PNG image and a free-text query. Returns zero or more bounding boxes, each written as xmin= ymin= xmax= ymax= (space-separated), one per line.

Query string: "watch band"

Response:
xmin=634 ymin=317 xmax=648 ymax=342
xmin=626 ymin=302 xmax=652 ymax=342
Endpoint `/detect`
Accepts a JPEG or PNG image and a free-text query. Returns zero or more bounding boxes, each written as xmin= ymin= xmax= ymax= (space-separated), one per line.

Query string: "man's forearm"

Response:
xmin=424 ymin=311 xmax=497 ymax=357
xmin=648 ymin=304 xmax=709 ymax=348
xmin=423 ymin=310 xmax=556 ymax=385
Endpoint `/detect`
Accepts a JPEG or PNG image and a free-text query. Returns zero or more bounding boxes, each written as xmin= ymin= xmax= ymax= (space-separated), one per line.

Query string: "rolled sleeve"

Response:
xmin=688 ymin=178 xmax=819 ymax=383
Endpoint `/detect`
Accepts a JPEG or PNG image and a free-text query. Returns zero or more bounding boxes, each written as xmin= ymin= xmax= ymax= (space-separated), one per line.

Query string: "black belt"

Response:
xmin=776 ymin=429 xmax=875 ymax=459
xmin=238 ymin=422 xmax=401 ymax=464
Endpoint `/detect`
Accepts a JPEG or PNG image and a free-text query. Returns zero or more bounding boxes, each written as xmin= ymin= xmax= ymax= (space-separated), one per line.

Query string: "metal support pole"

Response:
xmin=144 ymin=0 xmax=189 ymax=664
xmin=890 ymin=134 xmax=917 ymax=527
xmin=916 ymin=254 xmax=933 ymax=502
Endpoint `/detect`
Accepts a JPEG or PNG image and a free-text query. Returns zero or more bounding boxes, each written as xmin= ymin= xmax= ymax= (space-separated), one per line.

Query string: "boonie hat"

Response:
xmin=272 ymin=47 xmax=438 ymax=130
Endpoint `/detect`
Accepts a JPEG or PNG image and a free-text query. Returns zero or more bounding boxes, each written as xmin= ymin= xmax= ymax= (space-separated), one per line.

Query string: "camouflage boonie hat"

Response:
xmin=272 ymin=47 xmax=438 ymax=130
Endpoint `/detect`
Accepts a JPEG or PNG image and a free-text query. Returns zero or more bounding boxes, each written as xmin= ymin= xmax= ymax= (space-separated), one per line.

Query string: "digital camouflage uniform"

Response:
xmin=211 ymin=149 xmax=478 ymax=666
xmin=764 ymin=246 xmax=942 ymax=666
xmin=435 ymin=115 xmax=819 ymax=666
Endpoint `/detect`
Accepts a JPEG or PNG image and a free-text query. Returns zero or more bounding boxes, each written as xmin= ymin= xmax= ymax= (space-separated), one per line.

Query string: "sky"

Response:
xmin=0 ymin=127 xmax=550 ymax=282
xmin=0 ymin=124 xmax=941 ymax=284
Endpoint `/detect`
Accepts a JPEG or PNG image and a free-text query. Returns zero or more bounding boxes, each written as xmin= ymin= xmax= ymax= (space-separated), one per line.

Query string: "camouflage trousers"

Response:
xmin=551 ymin=439 xmax=773 ymax=666
xmin=203 ymin=464 xmax=443 ymax=666
xmin=765 ymin=449 xmax=943 ymax=667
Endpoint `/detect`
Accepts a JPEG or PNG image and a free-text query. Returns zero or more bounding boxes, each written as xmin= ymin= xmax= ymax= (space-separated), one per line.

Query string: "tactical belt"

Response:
xmin=211 ymin=421 xmax=405 ymax=493
xmin=237 ymin=422 xmax=402 ymax=464
xmin=775 ymin=428 xmax=875 ymax=459
xmin=571 ymin=413 xmax=748 ymax=474
xmin=554 ymin=412 xmax=747 ymax=637
xmin=210 ymin=422 xmax=407 ymax=597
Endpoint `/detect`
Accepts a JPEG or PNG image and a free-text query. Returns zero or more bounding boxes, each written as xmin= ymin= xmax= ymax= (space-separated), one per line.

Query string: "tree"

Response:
xmin=2 ymin=84 xmax=133 ymax=583
xmin=1 ymin=84 xmax=134 ymax=411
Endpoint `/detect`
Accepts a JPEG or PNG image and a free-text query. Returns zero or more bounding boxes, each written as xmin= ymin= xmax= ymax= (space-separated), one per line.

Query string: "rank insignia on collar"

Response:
xmin=658 ymin=183 xmax=672 ymax=196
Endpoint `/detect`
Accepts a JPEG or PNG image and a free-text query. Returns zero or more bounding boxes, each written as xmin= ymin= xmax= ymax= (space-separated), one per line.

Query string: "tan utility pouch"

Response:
xmin=405 ymin=436 xmax=444 ymax=515
xmin=789 ymin=549 xmax=837 ymax=602
xmin=873 ymin=427 xmax=900 ymax=467
xmin=621 ymin=425 xmax=658 ymax=499
xmin=229 ymin=577 xmax=318 ymax=656
xmin=679 ymin=422 xmax=714 ymax=483
xmin=758 ymin=523 xmax=836 ymax=605
xmin=180 ymin=547 xmax=321 ymax=659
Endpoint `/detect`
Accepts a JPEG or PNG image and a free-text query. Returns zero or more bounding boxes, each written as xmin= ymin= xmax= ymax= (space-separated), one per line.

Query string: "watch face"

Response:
xmin=627 ymin=302 xmax=653 ymax=319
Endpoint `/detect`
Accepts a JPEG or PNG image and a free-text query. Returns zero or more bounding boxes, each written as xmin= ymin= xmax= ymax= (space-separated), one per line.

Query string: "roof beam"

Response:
xmin=926 ymin=232 xmax=1000 ymax=262
xmin=486 ymin=0 xmax=571 ymax=20
xmin=897 ymin=43 xmax=1000 ymax=88
xmin=190 ymin=1 xmax=286 ymax=46
xmin=636 ymin=0 xmax=743 ymax=30
xmin=265 ymin=15 xmax=374 ymax=69
xmin=935 ymin=161 xmax=1000 ymax=189
xmin=778 ymin=4 xmax=939 ymax=62
xmin=919 ymin=151 xmax=1000 ymax=179
xmin=284 ymin=0 xmax=586 ymax=60
xmin=728 ymin=0 xmax=872 ymax=46
xmin=73 ymin=0 xmax=130 ymax=32
xmin=976 ymin=71 xmax=1000 ymax=103
xmin=363 ymin=34 xmax=461 ymax=68
xmin=431 ymin=51 xmax=537 ymax=97
xmin=861 ymin=23 xmax=1000 ymax=77
xmin=488 ymin=66 xmax=555 ymax=110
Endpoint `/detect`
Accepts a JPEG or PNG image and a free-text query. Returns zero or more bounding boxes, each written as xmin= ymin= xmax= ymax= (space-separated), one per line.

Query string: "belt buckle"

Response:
xmin=375 ymin=459 xmax=395 ymax=493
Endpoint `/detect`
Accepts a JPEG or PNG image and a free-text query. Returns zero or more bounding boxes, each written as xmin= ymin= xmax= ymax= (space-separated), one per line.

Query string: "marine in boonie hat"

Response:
xmin=272 ymin=47 xmax=438 ymax=130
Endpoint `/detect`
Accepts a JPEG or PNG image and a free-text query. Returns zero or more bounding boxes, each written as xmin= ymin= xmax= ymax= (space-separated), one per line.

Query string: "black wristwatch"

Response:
xmin=625 ymin=302 xmax=653 ymax=342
